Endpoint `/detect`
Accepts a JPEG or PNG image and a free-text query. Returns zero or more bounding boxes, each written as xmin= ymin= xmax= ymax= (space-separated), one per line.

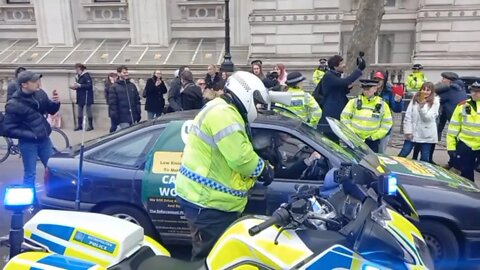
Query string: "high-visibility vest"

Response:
xmin=447 ymin=98 xmax=480 ymax=151
xmin=313 ymin=69 xmax=326 ymax=85
xmin=406 ymin=72 xmax=427 ymax=92
xmin=340 ymin=95 xmax=393 ymax=141
xmin=276 ymin=86 xmax=322 ymax=127
xmin=175 ymin=98 xmax=264 ymax=213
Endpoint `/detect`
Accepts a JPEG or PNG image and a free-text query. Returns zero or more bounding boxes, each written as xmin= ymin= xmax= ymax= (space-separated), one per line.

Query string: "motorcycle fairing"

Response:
xmin=207 ymin=217 xmax=314 ymax=269
xmin=22 ymin=210 xmax=153 ymax=268
xmin=300 ymin=245 xmax=384 ymax=270
xmin=384 ymin=209 xmax=427 ymax=268
xmin=3 ymin=251 xmax=106 ymax=270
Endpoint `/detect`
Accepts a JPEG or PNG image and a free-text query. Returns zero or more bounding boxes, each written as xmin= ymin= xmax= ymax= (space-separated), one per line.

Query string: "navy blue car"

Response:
xmin=40 ymin=110 xmax=480 ymax=269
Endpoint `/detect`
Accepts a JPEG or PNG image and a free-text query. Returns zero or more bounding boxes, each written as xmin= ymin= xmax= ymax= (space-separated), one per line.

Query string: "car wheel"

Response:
xmin=99 ymin=205 xmax=157 ymax=239
xmin=419 ymin=221 xmax=459 ymax=270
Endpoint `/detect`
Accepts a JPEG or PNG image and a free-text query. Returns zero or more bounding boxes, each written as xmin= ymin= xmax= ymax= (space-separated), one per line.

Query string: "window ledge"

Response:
xmin=0 ymin=4 xmax=32 ymax=8
xmin=82 ymin=2 xmax=127 ymax=8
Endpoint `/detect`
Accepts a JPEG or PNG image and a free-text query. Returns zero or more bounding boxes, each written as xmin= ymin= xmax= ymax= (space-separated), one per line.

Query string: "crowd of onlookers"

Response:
xmin=2 ymin=57 xmax=478 ymax=186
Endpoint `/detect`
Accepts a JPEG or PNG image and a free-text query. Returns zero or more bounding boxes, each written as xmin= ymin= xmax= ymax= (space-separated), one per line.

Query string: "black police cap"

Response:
xmin=360 ymin=79 xmax=380 ymax=88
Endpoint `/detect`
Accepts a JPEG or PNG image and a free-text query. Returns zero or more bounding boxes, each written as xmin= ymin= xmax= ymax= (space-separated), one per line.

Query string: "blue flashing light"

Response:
xmin=4 ymin=185 xmax=35 ymax=210
xmin=387 ymin=174 xmax=398 ymax=196
xmin=363 ymin=265 xmax=381 ymax=270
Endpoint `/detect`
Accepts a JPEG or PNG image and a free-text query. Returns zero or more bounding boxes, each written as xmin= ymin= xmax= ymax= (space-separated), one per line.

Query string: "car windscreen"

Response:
xmin=298 ymin=124 xmax=360 ymax=163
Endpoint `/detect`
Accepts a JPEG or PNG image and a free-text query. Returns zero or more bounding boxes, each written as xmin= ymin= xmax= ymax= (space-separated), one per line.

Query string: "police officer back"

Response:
xmin=447 ymin=80 xmax=480 ymax=181
xmin=341 ymin=79 xmax=393 ymax=153
xmin=175 ymin=71 xmax=274 ymax=260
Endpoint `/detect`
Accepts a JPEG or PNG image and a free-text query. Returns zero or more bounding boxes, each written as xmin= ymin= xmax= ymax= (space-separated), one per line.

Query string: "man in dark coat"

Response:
xmin=180 ymin=70 xmax=203 ymax=110
xmin=205 ymin=64 xmax=222 ymax=90
xmin=436 ymin=72 xmax=468 ymax=136
xmin=108 ymin=65 xmax=141 ymax=130
xmin=144 ymin=70 xmax=168 ymax=120
xmin=167 ymin=66 xmax=189 ymax=112
xmin=70 ymin=63 xmax=94 ymax=131
xmin=317 ymin=55 xmax=365 ymax=141
xmin=7 ymin=66 xmax=26 ymax=101
xmin=3 ymin=71 xmax=60 ymax=186
xmin=431 ymin=72 xmax=468 ymax=165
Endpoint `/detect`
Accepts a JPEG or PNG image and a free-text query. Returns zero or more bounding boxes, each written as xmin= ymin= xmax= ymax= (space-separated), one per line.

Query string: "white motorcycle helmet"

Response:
xmin=224 ymin=71 xmax=270 ymax=123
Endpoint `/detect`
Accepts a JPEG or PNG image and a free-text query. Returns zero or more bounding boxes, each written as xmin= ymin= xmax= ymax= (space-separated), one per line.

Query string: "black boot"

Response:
xmin=86 ymin=118 xmax=94 ymax=131
xmin=74 ymin=117 xmax=82 ymax=131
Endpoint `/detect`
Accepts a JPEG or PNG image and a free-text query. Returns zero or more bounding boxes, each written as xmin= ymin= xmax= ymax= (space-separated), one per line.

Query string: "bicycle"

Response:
xmin=0 ymin=128 xmax=70 ymax=164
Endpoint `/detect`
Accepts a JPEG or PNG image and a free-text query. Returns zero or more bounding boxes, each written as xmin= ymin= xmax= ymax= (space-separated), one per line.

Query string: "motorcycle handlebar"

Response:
xmin=248 ymin=208 xmax=290 ymax=236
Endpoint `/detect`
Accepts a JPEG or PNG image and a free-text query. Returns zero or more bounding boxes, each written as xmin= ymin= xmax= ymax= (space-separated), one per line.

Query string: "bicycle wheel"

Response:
xmin=0 ymin=136 xmax=11 ymax=163
xmin=50 ymin=128 xmax=70 ymax=154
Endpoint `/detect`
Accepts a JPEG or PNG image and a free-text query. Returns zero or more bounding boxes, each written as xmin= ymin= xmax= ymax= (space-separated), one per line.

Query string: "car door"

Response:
xmin=245 ymin=127 xmax=329 ymax=216
xmin=81 ymin=127 xmax=163 ymax=205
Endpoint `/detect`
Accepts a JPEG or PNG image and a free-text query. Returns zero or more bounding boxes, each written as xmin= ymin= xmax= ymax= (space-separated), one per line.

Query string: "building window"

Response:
xmin=385 ymin=0 xmax=396 ymax=7
xmin=6 ymin=0 xmax=30 ymax=3
xmin=378 ymin=34 xmax=394 ymax=63
xmin=341 ymin=31 xmax=414 ymax=64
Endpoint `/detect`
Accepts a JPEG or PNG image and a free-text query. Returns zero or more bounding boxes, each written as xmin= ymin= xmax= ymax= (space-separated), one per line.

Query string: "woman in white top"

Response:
xmin=398 ymin=82 xmax=440 ymax=162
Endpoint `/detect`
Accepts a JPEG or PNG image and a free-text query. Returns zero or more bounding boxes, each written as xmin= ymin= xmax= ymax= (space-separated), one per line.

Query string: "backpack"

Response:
xmin=312 ymin=79 xmax=325 ymax=108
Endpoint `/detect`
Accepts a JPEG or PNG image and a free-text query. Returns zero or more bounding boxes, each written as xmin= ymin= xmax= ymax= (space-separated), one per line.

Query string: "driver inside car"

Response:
xmin=253 ymin=130 xmax=328 ymax=180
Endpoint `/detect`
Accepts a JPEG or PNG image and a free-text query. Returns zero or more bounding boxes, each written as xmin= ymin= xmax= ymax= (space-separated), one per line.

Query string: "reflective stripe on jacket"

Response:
xmin=175 ymin=98 xmax=264 ymax=212
xmin=340 ymin=95 xmax=393 ymax=141
xmin=447 ymin=99 xmax=480 ymax=151
xmin=277 ymin=87 xmax=322 ymax=127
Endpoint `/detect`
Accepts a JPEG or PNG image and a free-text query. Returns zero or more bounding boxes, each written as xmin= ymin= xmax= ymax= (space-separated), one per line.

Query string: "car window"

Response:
xmin=298 ymin=124 xmax=360 ymax=163
xmin=252 ymin=128 xmax=330 ymax=181
xmin=86 ymin=128 xmax=163 ymax=168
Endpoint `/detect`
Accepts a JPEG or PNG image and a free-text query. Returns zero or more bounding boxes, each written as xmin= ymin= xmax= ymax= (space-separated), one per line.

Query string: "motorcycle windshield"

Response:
xmin=326 ymin=117 xmax=419 ymax=220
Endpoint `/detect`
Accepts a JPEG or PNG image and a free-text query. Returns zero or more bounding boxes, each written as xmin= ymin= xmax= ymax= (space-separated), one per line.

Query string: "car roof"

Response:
xmin=153 ymin=109 xmax=304 ymax=130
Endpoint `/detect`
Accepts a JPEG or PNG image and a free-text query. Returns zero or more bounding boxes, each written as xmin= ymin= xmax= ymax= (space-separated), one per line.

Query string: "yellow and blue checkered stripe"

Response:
xmin=179 ymin=165 xmax=248 ymax=197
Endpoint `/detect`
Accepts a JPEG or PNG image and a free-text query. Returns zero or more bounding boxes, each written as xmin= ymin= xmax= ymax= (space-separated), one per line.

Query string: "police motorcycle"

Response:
xmin=1 ymin=156 xmax=433 ymax=270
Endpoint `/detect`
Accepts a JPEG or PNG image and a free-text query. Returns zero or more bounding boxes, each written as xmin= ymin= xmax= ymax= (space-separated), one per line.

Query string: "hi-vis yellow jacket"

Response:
xmin=447 ymin=98 xmax=480 ymax=151
xmin=276 ymin=86 xmax=322 ymax=127
xmin=341 ymin=95 xmax=393 ymax=141
xmin=406 ymin=72 xmax=427 ymax=93
xmin=175 ymin=98 xmax=264 ymax=213
xmin=312 ymin=69 xmax=326 ymax=85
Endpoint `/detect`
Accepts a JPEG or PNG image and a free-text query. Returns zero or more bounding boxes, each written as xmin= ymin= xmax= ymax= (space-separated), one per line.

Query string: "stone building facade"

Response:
xmin=0 ymin=0 xmax=479 ymax=128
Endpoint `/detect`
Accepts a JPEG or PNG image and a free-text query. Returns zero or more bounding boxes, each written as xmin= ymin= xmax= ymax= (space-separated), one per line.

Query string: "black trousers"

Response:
xmin=366 ymin=139 xmax=380 ymax=153
xmin=178 ymin=198 xmax=239 ymax=261
xmin=456 ymin=140 xmax=480 ymax=182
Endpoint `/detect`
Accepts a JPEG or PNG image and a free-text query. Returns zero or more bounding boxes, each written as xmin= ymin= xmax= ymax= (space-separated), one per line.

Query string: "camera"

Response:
xmin=267 ymin=71 xmax=279 ymax=81
xmin=356 ymin=51 xmax=365 ymax=66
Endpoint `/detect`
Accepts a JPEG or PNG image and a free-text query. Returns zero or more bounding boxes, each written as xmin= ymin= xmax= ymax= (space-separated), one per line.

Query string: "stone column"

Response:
xmin=32 ymin=0 xmax=77 ymax=46
xmin=128 ymin=0 xmax=170 ymax=46
xmin=231 ymin=0 xmax=251 ymax=46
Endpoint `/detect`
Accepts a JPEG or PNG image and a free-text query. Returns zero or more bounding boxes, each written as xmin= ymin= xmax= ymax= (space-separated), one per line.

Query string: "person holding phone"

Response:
xmin=144 ymin=70 xmax=168 ymax=120
xmin=374 ymin=71 xmax=403 ymax=154
xmin=398 ymin=82 xmax=440 ymax=162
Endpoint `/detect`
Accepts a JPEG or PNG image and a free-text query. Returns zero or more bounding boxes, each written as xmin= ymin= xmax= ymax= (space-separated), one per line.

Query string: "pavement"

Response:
xmin=0 ymin=127 xmax=478 ymax=267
